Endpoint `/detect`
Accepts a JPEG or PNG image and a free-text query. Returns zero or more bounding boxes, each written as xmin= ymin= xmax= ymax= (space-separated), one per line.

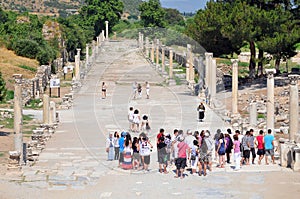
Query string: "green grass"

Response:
xmin=25 ymin=99 xmax=42 ymax=109
xmin=257 ymin=113 xmax=265 ymax=119
xmin=18 ymin=65 xmax=37 ymax=72
xmin=0 ymin=152 xmax=4 ymax=157
xmin=0 ymin=117 xmax=13 ymax=129
xmin=5 ymin=90 xmax=14 ymax=101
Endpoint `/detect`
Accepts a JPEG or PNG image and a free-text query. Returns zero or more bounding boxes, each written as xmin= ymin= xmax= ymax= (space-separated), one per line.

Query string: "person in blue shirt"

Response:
xmin=264 ymin=129 xmax=275 ymax=165
xmin=118 ymin=131 xmax=126 ymax=167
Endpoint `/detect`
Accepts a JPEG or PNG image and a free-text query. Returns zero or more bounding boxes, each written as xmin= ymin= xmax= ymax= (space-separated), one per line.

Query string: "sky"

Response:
xmin=160 ymin=0 xmax=209 ymax=13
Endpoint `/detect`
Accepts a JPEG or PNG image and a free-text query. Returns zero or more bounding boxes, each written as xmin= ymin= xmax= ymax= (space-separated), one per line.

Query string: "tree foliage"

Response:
xmin=164 ymin=8 xmax=185 ymax=26
xmin=0 ymin=72 xmax=6 ymax=102
xmin=138 ymin=0 xmax=166 ymax=27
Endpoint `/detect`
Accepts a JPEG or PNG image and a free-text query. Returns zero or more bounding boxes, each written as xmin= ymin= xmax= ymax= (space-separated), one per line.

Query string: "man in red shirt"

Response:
xmin=157 ymin=128 xmax=165 ymax=163
xmin=175 ymin=135 xmax=190 ymax=179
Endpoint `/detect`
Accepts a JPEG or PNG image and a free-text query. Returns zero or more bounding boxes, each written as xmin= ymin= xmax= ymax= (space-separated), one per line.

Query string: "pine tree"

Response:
xmin=0 ymin=72 xmax=7 ymax=102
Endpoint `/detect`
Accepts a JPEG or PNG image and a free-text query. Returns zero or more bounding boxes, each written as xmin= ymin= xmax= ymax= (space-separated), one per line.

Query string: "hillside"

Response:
xmin=0 ymin=48 xmax=39 ymax=90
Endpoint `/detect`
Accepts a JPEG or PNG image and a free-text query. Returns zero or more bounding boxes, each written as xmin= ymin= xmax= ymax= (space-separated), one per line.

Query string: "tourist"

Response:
xmin=199 ymin=133 xmax=211 ymax=176
xmin=157 ymin=136 xmax=168 ymax=174
xmin=249 ymin=129 xmax=256 ymax=164
xmin=233 ymin=134 xmax=241 ymax=171
xmin=225 ymin=133 xmax=233 ymax=164
xmin=105 ymin=132 xmax=114 ymax=161
xmin=132 ymin=109 xmax=141 ymax=133
xmin=132 ymin=81 xmax=138 ymax=99
xmin=175 ymin=135 xmax=189 ymax=179
xmin=171 ymin=129 xmax=179 ymax=165
xmin=128 ymin=107 xmax=134 ymax=131
xmin=101 ymin=82 xmax=107 ymax=99
xmin=264 ymin=129 xmax=275 ymax=165
xmin=256 ymin=130 xmax=265 ymax=165
xmin=197 ymin=102 xmax=205 ymax=122
xmin=157 ymin=128 xmax=165 ymax=164
xmin=185 ymin=129 xmax=196 ymax=167
xmin=241 ymin=131 xmax=251 ymax=165
xmin=122 ymin=133 xmax=133 ymax=170
xmin=132 ymin=137 xmax=140 ymax=170
xmin=204 ymin=130 xmax=214 ymax=171
xmin=190 ymin=140 xmax=199 ymax=175
xmin=139 ymin=136 xmax=153 ymax=172
xmin=217 ymin=132 xmax=226 ymax=168
xmin=214 ymin=129 xmax=221 ymax=160
xmin=113 ymin=131 xmax=120 ymax=160
xmin=145 ymin=81 xmax=150 ymax=99
xmin=118 ymin=131 xmax=126 ymax=167
xmin=137 ymin=83 xmax=142 ymax=98
xmin=140 ymin=114 xmax=150 ymax=132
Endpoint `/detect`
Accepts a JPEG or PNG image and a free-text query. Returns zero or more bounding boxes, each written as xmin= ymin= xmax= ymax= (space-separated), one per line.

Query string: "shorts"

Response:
xmin=243 ymin=150 xmax=250 ymax=159
xmin=191 ymin=158 xmax=198 ymax=169
xmin=158 ymin=152 xmax=167 ymax=164
xmin=133 ymin=152 xmax=140 ymax=160
xmin=102 ymin=89 xmax=106 ymax=92
xmin=143 ymin=155 xmax=150 ymax=165
xmin=199 ymin=154 xmax=211 ymax=164
xmin=175 ymin=158 xmax=187 ymax=170
xmin=265 ymin=149 xmax=274 ymax=156
xmin=257 ymin=149 xmax=265 ymax=156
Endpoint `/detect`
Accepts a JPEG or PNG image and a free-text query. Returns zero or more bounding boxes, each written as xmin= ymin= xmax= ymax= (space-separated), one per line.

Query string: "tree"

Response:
xmin=138 ymin=0 xmax=166 ymax=27
xmin=79 ymin=0 xmax=124 ymax=37
xmin=164 ymin=8 xmax=185 ymax=26
xmin=0 ymin=72 xmax=6 ymax=102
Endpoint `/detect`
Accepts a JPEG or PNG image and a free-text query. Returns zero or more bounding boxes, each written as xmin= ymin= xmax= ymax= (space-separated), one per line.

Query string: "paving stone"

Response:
xmin=47 ymin=185 xmax=68 ymax=191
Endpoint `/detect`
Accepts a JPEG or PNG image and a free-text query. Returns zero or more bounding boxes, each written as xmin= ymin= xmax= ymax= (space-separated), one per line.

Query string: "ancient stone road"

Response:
xmin=0 ymin=40 xmax=299 ymax=199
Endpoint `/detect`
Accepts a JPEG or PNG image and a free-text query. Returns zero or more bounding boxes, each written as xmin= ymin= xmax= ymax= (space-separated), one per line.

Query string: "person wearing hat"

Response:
xmin=106 ymin=132 xmax=115 ymax=161
xmin=118 ymin=131 xmax=127 ymax=167
xmin=175 ymin=135 xmax=189 ymax=179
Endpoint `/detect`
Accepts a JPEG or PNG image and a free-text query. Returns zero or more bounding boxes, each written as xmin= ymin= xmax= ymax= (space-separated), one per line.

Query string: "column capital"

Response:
xmin=187 ymin=44 xmax=192 ymax=50
xmin=105 ymin=21 xmax=108 ymax=24
xmin=169 ymin=47 xmax=173 ymax=52
xmin=231 ymin=59 xmax=239 ymax=64
xmin=288 ymin=74 xmax=299 ymax=85
xmin=205 ymin=52 xmax=213 ymax=58
xmin=265 ymin=68 xmax=276 ymax=79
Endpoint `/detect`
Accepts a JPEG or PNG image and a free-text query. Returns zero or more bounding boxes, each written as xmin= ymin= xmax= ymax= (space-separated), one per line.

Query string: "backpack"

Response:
xmin=218 ymin=139 xmax=225 ymax=154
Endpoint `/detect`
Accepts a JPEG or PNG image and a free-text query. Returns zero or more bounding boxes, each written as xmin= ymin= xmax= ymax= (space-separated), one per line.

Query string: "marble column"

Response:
xmin=186 ymin=44 xmax=191 ymax=82
xmin=96 ymin=37 xmax=99 ymax=54
xmin=205 ymin=53 xmax=213 ymax=88
xmin=141 ymin=33 xmax=144 ymax=51
xmin=85 ymin=44 xmax=89 ymax=69
xmin=249 ymin=102 xmax=257 ymax=127
xmin=210 ymin=59 xmax=217 ymax=98
xmin=189 ymin=52 xmax=195 ymax=83
xmin=288 ymin=75 xmax=299 ymax=142
xmin=156 ymin=39 xmax=160 ymax=68
xmin=14 ymin=83 xmax=23 ymax=164
xmin=101 ymin=30 xmax=105 ymax=41
xmin=266 ymin=68 xmax=276 ymax=132
xmin=231 ymin=59 xmax=239 ymax=115
xmin=75 ymin=55 xmax=79 ymax=80
xmin=161 ymin=45 xmax=165 ymax=72
xmin=49 ymin=101 xmax=56 ymax=125
xmin=43 ymin=94 xmax=50 ymax=124
xmin=169 ymin=48 xmax=173 ymax=78
xmin=145 ymin=37 xmax=149 ymax=57
xmin=151 ymin=42 xmax=155 ymax=63
xmin=138 ymin=32 xmax=141 ymax=49
xmin=105 ymin=21 xmax=109 ymax=40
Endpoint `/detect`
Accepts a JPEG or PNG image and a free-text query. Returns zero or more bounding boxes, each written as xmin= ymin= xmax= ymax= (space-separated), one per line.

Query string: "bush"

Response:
xmin=13 ymin=39 xmax=39 ymax=59
xmin=0 ymin=72 xmax=7 ymax=102
xmin=5 ymin=90 xmax=14 ymax=101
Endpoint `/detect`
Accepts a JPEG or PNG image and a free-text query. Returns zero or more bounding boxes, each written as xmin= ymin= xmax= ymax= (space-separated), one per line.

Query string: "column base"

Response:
xmin=168 ymin=78 xmax=176 ymax=86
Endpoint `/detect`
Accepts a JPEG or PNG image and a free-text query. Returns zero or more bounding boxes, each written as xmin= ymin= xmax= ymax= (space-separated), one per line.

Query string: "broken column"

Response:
xmin=169 ymin=48 xmax=173 ymax=78
xmin=14 ymin=83 xmax=23 ymax=166
xmin=43 ymin=94 xmax=50 ymax=124
xmin=49 ymin=101 xmax=56 ymax=125
xmin=151 ymin=42 xmax=155 ymax=63
xmin=266 ymin=68 xmax=276 ymax=132
xmin=288 ymin=75 xmax=299 ymax=142
xmin=145 ymin=37 xmax=149 ymax=57
xmin=231 ymin=59 xmax=239 ymax=115
xmin=210 ymin=59 xmax=217 ymax=98
xmin=105 ymin=21 xmax=109 ymax=40
xmin=161 ymin=45 xmax=165 ymax=72
xmin=249 ymin=102 xmax=257 ymax=127
xmin=156 ymin=39 xmax=160 ymax=69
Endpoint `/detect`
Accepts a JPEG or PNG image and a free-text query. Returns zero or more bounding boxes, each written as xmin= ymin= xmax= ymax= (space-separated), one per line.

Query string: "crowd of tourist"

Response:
xmin=105 ymin=127 xmax=276 ymax=177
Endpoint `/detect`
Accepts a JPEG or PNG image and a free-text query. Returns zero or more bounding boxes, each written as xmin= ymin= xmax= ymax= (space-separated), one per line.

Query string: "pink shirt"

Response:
xmin=233 ymin=140 xmax=240 ymax=153
xmin=177 ymin=142 xmax=189 ymax=158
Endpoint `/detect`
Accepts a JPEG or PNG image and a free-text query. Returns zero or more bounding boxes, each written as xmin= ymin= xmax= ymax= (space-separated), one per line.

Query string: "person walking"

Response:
xmin=256 ymin=130 xmax=265 ymax=165
xmin=128 ymin=107 xmax=134 ymax=131
xmin=122 ymin=133 xmax=133 ymax=170
xmin=145 ymin=81 xmax=150 ymax=99
xmin=137 ymin=83 xmax=142 ymax=99
xmin=225 ymin=133 xmax=233 ymax=164
xmin=197 ymin=102 xmax=205 ymax=122
xmin=113 ymin=131 xmax=120 ymax=160
xmin=132 ymin=137 xmax=140 ymax=170
xmin=249 ymin=129 xmax=256 ymax=164
xmin=175 ymin=135 xmax=190 ymax=179
xmin=105 ymin=132 xmax=114 ymax=161
xmin=241 ymin=131 xmax=251 ymax=166
xmin=133 ymin=109 xmax=141 ymax=133
xmin=139 ymin=136 xmax=153 ymax=172
xmin=101 ymin=82 xmax=107 ymax=99
xmin=233 ymin=134 xmax=241 ymax=170
xmin=217 ymin=133 xmax=226 ymax=168
xmin=264 ymin=129 xmax=275 ymax=165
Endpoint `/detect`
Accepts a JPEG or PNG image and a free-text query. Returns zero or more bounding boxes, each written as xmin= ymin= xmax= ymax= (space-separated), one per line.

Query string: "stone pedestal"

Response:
xmin=105 ymin=21 xmax=109 ymax=40
xmin=266 ymin=69 xmax=276 ymax=132
xmin=288 ymin=75 xmax=299 ymax=142
xmin=169 ymin=48 xmax=173 ymax=79
xmin=49 ymin=101 xmax=56 ymax=125
xmin=279 ymin=139 xmax=293 ymax=168
xmin=43 ymin=94 xmax=50 ymax=124
xmin=14 ymin=84 xmax=23 ymax=165
xmin=249 ymin=102 xmax=257 ymax=127
xmin=231 ymin=59 xmax=239 ymax=115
